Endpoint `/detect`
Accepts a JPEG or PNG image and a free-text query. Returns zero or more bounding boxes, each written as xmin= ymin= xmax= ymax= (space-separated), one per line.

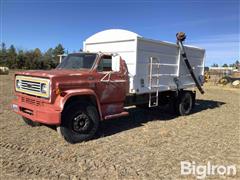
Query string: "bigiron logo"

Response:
xmin=180 ymin=161 xmax=237 ymax=179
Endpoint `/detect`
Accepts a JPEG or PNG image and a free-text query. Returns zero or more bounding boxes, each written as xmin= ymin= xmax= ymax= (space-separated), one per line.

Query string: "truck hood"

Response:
xmin=15 ymin=69 xmax=94 ymax=103
xmin=15 ymin=69 xmax=90 ymax=78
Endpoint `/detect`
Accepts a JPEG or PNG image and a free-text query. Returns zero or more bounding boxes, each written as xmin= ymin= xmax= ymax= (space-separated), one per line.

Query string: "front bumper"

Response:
xmin=12 ymin=95 xmax=61 ymax=125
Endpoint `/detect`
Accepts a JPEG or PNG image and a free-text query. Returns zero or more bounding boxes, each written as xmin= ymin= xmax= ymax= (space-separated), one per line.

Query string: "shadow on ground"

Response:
xmin=97 ymin=99 xmax=225 ymax=138
xmin=47 ymin=99 xmax=225 ymax=139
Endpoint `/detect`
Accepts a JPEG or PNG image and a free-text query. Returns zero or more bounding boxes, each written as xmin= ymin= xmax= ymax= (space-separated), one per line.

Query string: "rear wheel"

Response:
xmin=176 ymin=91 xmax=193 ymax=116
xmin=22 ymin=117 xmax=41 ymax=127
xmin=57 ymin=102 xmax=99 ymax=144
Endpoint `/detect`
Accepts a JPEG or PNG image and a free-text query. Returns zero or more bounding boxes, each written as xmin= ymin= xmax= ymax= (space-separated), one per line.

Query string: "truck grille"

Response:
xmin=20 ymin=80 xmax=41 ymax=93
xmin=15 ymin=75 xmax=50 ymax=98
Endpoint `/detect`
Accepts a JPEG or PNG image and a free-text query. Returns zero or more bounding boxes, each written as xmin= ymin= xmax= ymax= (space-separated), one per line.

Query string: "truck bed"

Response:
xmin=84 ymin=29 xmax=205 ymax=94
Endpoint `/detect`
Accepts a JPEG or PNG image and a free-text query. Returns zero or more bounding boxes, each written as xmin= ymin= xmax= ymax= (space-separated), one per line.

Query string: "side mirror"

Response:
xmin=112 ymin=55 xmax=121 ymax=72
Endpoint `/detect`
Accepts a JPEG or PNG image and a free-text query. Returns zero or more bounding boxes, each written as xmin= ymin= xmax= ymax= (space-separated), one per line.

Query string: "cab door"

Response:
xmin=94 ymin=55 xmax=127 ymax=117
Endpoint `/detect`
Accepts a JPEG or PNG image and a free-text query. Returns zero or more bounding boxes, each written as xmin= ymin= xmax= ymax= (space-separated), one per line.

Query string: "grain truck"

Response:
xmin=12 ymin=29 xmax=205 ymax=143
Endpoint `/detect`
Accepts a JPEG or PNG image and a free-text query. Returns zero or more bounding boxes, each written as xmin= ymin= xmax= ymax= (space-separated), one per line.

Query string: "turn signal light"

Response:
xmin=55 ymin=87 xmax=67 ymax=97
xmin=55 ymin=87 xmax=62 ymax=95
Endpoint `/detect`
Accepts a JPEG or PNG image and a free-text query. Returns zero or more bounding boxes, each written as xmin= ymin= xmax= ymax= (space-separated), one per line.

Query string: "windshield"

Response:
xmin=56 ymin=53 xmax=97 ymax=70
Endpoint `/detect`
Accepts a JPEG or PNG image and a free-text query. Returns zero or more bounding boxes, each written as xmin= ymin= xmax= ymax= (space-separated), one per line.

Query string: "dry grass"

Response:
xmin=0 ymin=71 xmax=240 ymax=179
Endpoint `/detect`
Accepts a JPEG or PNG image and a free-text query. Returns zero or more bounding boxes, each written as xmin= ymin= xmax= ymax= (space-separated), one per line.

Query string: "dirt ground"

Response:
xmin=0 ymin=72 xmax=239 ymax=180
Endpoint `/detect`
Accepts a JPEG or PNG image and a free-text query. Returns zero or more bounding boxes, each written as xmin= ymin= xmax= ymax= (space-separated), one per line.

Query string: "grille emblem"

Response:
xmin=27 ymin=84 xmax=32 ymax=88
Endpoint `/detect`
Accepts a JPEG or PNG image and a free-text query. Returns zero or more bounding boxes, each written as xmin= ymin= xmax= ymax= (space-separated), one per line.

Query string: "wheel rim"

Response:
xmin=72 ymin=112 xmax=92 ymax=133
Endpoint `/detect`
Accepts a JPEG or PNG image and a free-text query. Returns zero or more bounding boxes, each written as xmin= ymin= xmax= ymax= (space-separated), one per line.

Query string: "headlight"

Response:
xmin=16 ymin=80 xmax=21 ymax=89
xmin=40 ymin=83 xmax=47 ymax=94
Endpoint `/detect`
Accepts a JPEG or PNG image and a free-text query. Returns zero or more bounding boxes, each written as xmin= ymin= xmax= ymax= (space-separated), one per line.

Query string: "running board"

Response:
xmin=104 ymin=111 xmax=129 ymax=120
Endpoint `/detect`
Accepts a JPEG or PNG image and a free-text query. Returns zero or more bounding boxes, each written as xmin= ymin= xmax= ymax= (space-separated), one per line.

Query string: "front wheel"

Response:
xmin=57 ymin=102 xmax=99 ymax=144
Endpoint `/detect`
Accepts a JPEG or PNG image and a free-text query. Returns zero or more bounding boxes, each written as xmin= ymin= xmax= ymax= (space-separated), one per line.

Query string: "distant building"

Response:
xmin=209 ymin=67 xmax=235 ymax=76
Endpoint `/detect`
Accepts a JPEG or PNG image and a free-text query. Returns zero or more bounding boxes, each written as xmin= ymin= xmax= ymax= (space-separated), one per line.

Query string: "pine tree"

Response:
xmin=33 ymin=48 xmax=42 ymax=69
xmin=24 ymin=51 xmax=34 ymax=69
xmin=7 ymin=45 xmax=17 ymax=69
xmin=43 ymin=48 xmax=54 ymax=69
xmin=16 ymin=50 xmax=27 ymax=69
xmin=53 ymin=44 xmax=65 ymax=68
xmin=0 ymin=43 xmax=8 ymax=66
xmin=235 ymin=60 xmax=239 ymax=67
xmin=211 ymin=63 xmax=219 ymax=67
xmin=0 ymin=42 xmax=68 ymax=69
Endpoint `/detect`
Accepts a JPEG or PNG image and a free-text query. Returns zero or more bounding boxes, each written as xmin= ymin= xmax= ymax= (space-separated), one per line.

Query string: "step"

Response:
xmin=104 ymin=111 xmax=129 ymax=120
xmin=149 ymin=104 xmax=158 ymax=107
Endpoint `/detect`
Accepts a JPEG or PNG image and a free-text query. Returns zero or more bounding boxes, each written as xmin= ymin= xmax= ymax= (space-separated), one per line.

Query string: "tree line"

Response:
xmin=211 ymin=61 xmax=239 ymax=68
xmin=0 ymin=43 xmax=65 ymax=69
xmin=0 ymin=42 xmax=239 ymax=70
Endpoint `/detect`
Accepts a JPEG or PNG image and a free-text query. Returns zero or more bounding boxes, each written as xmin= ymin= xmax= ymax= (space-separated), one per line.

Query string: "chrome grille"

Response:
xmin=20 ymin=80 xmax=41 ymax=92
xmin=15 ymin=75 xmax=50 ymax=98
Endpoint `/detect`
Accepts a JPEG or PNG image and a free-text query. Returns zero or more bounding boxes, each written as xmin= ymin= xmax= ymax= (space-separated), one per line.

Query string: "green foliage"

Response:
xmin=42 ymin=48 xmax=54 ymax=69
xmin=235 ymin=60 xmax=239 ymax=66
xmin=0 ymin=43 xmax=7 ymax=66
xmin=52 ymin=44 xmax=65 ymax=68
xmin=211 ymin=61 xmax=239 ymax=68
xmin=7 ymin=45 xmax=17 ymax=69
xmin=16 ymin=50 xmax=27 ymax=69
xmin=211 ymin=63 xmax=219 ymax=67
xmin=0 ymin=43 xmax=65 ymax=69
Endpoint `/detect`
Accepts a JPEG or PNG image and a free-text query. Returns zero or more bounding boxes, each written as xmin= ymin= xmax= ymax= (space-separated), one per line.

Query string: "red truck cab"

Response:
xmin=12 ymin=52 xmax=129 ymax=143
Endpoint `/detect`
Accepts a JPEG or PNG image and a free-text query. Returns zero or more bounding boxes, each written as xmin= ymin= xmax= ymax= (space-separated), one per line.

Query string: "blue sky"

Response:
xmin=1 ymin=0 xmax=239 ymax=66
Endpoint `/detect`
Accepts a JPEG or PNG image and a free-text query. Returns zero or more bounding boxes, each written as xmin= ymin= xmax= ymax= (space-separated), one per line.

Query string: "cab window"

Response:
xmin=97 ymin=56 xmax=112 ymax=72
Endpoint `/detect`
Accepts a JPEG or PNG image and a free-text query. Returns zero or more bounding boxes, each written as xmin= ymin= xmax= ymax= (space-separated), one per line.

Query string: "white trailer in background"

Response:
xmin=84 ymin=29 xmax=205 ymax=95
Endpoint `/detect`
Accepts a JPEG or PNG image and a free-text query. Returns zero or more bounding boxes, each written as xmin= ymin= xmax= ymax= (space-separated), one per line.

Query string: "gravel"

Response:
xmin=0 ymin=72 xmax=239 ymax=179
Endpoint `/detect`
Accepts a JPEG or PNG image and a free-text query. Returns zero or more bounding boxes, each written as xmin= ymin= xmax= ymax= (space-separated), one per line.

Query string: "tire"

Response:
xmin=22 ymin=117 xmax=41 ymax=127
xmin=176 ymin=91 xmax=193 ymax=116
xmin=57 ymin=102 xmax=99 ymax=144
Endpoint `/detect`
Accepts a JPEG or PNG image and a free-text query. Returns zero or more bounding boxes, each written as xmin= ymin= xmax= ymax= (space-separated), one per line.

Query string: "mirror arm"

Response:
xmin=100 ymin=71 xmax=112 ymax=82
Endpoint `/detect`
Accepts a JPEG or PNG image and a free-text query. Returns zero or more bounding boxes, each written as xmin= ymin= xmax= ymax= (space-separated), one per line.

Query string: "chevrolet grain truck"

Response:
xmin=12 ymin=29 xmax=205 ymax=143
